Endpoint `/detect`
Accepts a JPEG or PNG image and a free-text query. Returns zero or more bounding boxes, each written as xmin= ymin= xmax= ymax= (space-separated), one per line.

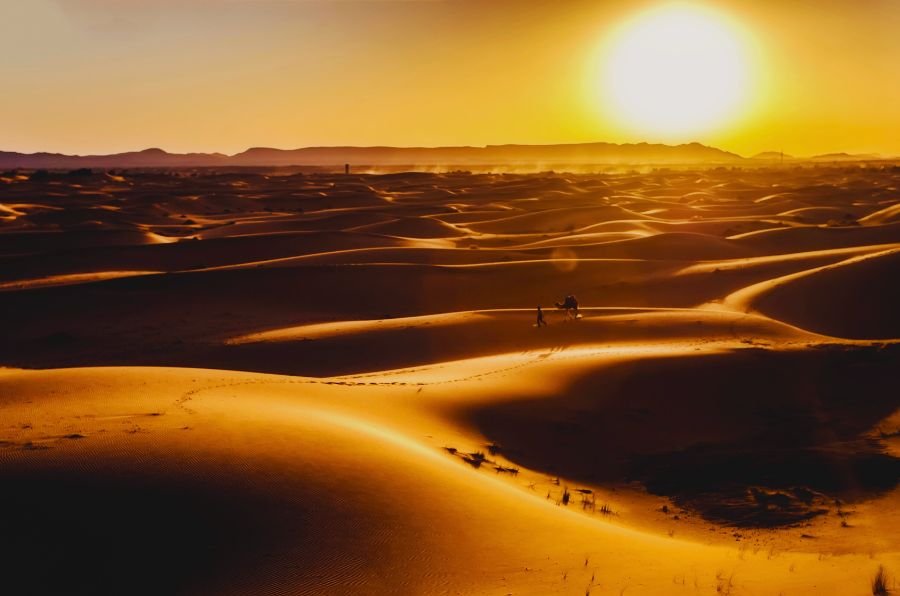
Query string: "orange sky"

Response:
xmin=2 ymin=0 xmax=898 ymax=157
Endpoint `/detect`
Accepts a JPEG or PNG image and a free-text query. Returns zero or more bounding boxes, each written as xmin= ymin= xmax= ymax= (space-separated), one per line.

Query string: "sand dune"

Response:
xmin=2 ymin=355 xmax=898 ymax=594
xmin=1 ymin=166 xmax=898 ymax=594
xmin=0 ymin=229 xmax=158 ymax=257
xmin=466 ymin=345 xmax=900 ymax=527
xmin=217 ymin=308 xmax=812 ymax=376
xmin=860 ymin=203 xmax=900 ymax=226
xmin=740 ymin=248 xmax=900 ymax=339
xmin=464 ymin=205 xmax=646 ymax=235
xmin=516 ymin=231 xmax=756 ymax=260
xmin=0 ymin=231 xmax=410 ymax=284
xmin=349 ymin=216 xmax=468 ymax=238
xmin=730 ymin=222 xmax=900 ymax=253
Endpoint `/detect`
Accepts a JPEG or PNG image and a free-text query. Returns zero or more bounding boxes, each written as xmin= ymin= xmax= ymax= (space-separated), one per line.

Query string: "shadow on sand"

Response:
xmin=469 ymin=344 xmax=900 ymax=527
xmin=0 ymin=463 xmax=303 ymax=595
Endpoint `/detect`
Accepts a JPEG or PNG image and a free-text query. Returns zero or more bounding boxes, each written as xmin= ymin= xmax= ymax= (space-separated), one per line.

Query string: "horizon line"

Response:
xmin=1 ymin=141 xmax=893 ymax=161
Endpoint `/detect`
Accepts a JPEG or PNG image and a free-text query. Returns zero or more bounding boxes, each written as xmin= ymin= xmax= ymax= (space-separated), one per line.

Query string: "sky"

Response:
xmin=1 ymin=0 xmax=898 ymax=157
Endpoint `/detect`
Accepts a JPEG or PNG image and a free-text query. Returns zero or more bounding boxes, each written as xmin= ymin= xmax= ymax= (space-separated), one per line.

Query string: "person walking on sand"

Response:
xmin=536 ymin=305 xmax=547 ymax=327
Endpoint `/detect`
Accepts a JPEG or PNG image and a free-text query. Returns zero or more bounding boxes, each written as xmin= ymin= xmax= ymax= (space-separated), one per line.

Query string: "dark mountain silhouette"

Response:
xmin=752 ymin=151 xmax=794 ymax=160
xmin=811 ymin=152 xmax=882 ymax=161
xmin=0 ymin=148 xmax=229 ymax=169
xmin=0 ymin=142 xmax=744 ymax=169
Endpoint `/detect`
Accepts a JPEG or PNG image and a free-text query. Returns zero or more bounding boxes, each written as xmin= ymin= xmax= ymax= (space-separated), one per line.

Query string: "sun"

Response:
xmin=599 ymin=4 xmax=754 ymax=137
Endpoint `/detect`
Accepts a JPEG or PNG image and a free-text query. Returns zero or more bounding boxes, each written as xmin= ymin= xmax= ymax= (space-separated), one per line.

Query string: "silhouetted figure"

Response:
xmin=345 ymin=163 xmax=350 ymax=175
xmin=555 ymin=295 xmax=579 ymax=320
xmin=536 ymin=305 xmax=547 ymax=327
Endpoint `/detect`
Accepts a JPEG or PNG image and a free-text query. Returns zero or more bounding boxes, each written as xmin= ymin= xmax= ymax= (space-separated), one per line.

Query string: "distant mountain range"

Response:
xmin=0 ymin=143 xmax=888 ymax=170
xmin=0 ymin=142 xmax=742 ymax=169
xmin=808 ymin=152 xmax=884 ymax=162
xmin=751 ymin=151 xmax=794 ymax=161
xmin=751 ymin=150 xmax=885 ymax=162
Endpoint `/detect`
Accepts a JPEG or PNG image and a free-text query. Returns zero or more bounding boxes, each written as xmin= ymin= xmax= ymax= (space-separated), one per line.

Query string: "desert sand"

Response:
xmin=1 ymin=165 xmax=898 ymax=595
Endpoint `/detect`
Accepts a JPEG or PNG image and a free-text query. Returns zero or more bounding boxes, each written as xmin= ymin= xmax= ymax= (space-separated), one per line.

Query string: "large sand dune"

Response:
xmin=1 ymin=165 xmax=898 ymax=594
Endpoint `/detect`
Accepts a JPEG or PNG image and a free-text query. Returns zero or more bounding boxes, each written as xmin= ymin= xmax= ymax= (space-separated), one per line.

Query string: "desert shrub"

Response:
xmin=872 ymin=566 xmax=890 ymax=596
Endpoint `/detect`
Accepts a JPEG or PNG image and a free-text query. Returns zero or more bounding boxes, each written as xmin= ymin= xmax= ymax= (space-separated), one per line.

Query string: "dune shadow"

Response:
xmin=468 ymin=344 xmax=900 ymax=527
xmin=0 ymin=464 xmax=306 ymax=595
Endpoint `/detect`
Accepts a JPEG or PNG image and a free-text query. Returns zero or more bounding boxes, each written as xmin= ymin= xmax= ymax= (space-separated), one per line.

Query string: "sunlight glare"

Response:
xmin=600 ymin=4 xmax=754 ymax=137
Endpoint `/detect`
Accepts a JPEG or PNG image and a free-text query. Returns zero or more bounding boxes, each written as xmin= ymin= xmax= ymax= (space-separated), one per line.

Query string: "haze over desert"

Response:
xmin=2 ymin=0 xmax=900 ymax=594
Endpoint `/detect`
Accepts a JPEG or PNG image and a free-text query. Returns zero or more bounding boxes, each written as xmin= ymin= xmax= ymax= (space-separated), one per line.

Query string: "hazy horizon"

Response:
xmin=1 ymin=140 xmax=893 ymax=160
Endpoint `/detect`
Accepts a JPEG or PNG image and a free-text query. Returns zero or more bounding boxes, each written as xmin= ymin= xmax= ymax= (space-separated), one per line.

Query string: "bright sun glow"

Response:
xmin=601 ymin=5 xmax=753 ymax=137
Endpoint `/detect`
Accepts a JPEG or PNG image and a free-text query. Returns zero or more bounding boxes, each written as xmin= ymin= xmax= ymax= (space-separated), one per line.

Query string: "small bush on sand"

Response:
xmin=872 ymin=566 xmax=890 ymax=596
xmin=462 ymin=451 xmax=486 ymax=469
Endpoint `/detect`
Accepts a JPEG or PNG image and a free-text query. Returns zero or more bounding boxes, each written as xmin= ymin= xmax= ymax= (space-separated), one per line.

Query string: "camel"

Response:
xmin=555 ymin=295 xmax=579 ymax=319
